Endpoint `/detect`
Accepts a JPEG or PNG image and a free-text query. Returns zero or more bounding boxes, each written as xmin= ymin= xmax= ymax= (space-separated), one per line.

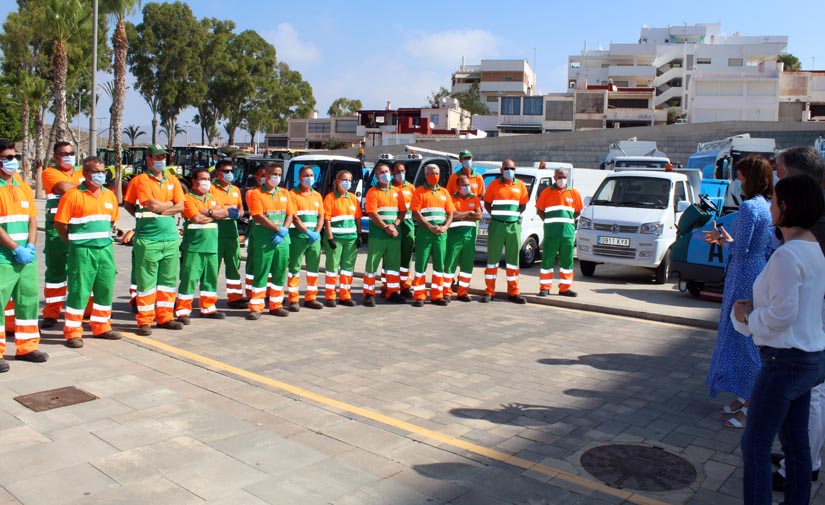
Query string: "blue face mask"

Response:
xmin=378 ymin=173 xmax=392 ymax=184
xmin=461 ymin=159 xmax=471 ymax=169
xmin=1 ymin=158 xmax=19 ymax=174
xmin=393 ymin=173 xmax=405 ymax=183
xmin=459 ymin=185 xmax=470 ymax=196
xmin=152 ymin=160 xmax=166 ymax=172
xmin=302 ymin=176 xmax=314 ymax=187
xmin=340 ymin=180 xmax=352 ymax=192
xmin=503 ymin=169 xmax=515 ymax=180
xmin=222 ymin=172 xmax=234 ymax=184
xmin=61 ymin=155 xmax=77 ymax=168
xmin=90 ymin=172 xmax=107 ymax=187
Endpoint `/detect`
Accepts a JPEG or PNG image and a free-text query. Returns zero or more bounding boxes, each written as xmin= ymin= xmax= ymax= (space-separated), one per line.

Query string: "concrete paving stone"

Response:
xmin=91 ymin=436 xmax=227 ymax=485
xmin=0 ymin=486 xmax=21 ymax=505
xmin=467 ymin=465 xmax=585 ymax=505
xmin=13 ymin=398 xmax=131 ymax=434
xmin=211 ymin=430 xmax=329 ymax=476
xmin=0 ymin=426 xmax=51 ymax=455
xmin=155 ymin=403 xmax=258 ymax=443
xmin=0 ymin=411 xmax=23 ymax=431
xmin=383 ymin=467 xmax=471 ymax=502
xmin=700 ymin=460 xmax=736 ymax=491
xmin=6 ymin=462 xmax=119 ymax=505
xmin=322 ymin=419 xmax=413 ymax=455
xmin=91 ymin=418 xmax=182 ymax=451
xmin=109 ymin=384 xmax=189 ymax=410
xmin=164 ymin=452 xmax=269 ymax=501
xmin=446 ymin=489 xmax=515 ymax=505
xmin=287 ymin=429 xmax=358 ymax=457
xmin=661 ymin=431 xmax=698 ymax=448
xmin=76 ymin=375 xmax=158 ymax=397
xmin=687 ymin=488 xmax=743 ymax=505
xmin=243 ymin=456 xmax=380 ymax=505
xmin=332 ymin=448 xmax=407 ymax=479
xmin=269 ymin=401 xmax=350 ymax=432
xmin=334 ymin=478 xmax=447 ymax=505
xmin=0 ymin=433 xmax=117 ymax=486
xmin=67 ymin=475 xmax=204 ymax=505
xmin=717 ymin=474 xmax=744 ymax=499
xmin=204 ymin=489 xmax=272 ymax=505
xmin=43 ymin=418 xmax=121 ymax=441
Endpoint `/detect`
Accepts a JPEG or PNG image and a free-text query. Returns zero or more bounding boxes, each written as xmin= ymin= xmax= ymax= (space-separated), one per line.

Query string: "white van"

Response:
xmin=476 ymin=164 xmax=572 ymax=266
xmin=576 ymin=169 xmax=700 ymax=284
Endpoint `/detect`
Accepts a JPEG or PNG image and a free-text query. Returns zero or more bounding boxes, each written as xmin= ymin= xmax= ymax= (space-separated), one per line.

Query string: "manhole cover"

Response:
xmin=580 ymin=444 xmax=696 ymax=492
xmin=14 ymin=386 xmax=97 ymax=412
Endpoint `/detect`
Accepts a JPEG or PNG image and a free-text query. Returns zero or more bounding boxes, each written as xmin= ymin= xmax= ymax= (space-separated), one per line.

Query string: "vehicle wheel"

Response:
xmin=686 ymin=280 xmax=704 ymax=297
xmin=653 ymin=249 xmax=671 ymax=284
xmin=519 ymin=237 xmax=538 ymax=267
xmin=580 ymin=260 xmax=596 ymax=277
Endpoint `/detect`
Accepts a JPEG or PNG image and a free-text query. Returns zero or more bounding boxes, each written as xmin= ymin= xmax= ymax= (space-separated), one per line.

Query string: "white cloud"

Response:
xmin=403 ymin=29 xmax=503 ymax=68
xmin=265 ymin=22 xmax=321 ymax=66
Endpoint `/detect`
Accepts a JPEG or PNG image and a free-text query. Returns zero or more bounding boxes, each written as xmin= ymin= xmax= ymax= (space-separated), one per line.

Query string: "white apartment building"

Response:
xmin=567 ymin=23 xmax=788 ymax=123
xmin=451 ymin=59 xmax=537 ymax=114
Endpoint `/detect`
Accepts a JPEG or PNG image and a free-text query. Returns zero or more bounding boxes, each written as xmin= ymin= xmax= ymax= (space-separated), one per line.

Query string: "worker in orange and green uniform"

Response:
xmin=444 ymin=174 xmax=482 ymax=302
xmin=0 ymin=139 xmax=48 ymax=373
xmin=446 ymin=150 xmax=485 ymax=200
xmin=363 ymin=162 xmax=407 ymax=307
xmin=41 ymin=141 xmax=84 ymax=328
xmin=123 ymin=143 xmax=186 ymax=336
xmin=175 ymin=168 xmax=236 ymax=325
xmin=287 ymin=165 xmax=325 ymax=311
xmin=54 ymin=156 xmax=122 ymax=348
xmin=536 ymin=167 xmax=583 ymax=297
xmin=482 ymin=160 xmax=528 ymax=304
xmin=409 ymin=164 xmax=455 ymax=307
xmin=244 ymin=164 xmax=269 ymax=299
xmin=322 ymin=170 xmax=362 ymax=307
xmin=211 ymin=158 xmax=246 ymax=308
xmin=391 ymin=161 xmax=415 ymax=298
xmin=245 ymin=163 xmax=295 ymax=319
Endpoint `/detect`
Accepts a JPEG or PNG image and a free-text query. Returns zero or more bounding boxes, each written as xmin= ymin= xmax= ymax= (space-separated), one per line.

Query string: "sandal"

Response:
xmin=720 ymin=397 xmax=747 ymax=415
xmin=724 ymin=408 xmax=748 ymax=429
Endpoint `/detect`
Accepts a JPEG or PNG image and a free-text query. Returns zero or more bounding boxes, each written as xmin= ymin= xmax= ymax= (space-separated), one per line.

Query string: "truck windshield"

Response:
xmin=615 ymin=160 xmax=670 ymax=169
xmin=590 ymin=177 xmax=670 ymax=209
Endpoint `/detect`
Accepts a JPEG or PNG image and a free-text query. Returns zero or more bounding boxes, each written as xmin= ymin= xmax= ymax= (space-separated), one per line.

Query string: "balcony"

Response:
xmin=479 ymin=81 xmax=528 ymax=93
xmin=608 ymin=66 xmax=656 ymax=78
xmin=605 ymin=108 xmax=667 ymax=122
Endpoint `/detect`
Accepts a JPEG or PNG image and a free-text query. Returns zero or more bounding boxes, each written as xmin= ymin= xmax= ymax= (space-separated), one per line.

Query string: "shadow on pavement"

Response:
xmin=538 ymin=353 xmax=687 ymax=373
xmin=450 ymin=402 xmax=581 ymax=427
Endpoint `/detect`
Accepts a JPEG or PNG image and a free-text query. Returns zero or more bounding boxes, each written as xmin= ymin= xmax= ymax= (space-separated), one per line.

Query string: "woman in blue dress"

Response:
xmin=704 ymin=155 xmax=775 ymax=429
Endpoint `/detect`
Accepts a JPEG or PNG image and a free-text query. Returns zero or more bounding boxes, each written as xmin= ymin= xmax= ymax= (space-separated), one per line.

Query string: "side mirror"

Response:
xmin=676 ymin=200 xmax=691 ymax=213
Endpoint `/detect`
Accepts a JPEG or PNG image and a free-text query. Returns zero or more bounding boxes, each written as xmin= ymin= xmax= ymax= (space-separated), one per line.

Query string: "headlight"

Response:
xmin=640 ymin=222 xmax=664 ymax=236
xmin=577 ymin=217 xmax=591 ymax=230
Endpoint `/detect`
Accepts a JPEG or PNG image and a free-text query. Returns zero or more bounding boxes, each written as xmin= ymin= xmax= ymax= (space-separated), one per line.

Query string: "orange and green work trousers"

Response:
xmin=540 ymin=235 xmax=575 ymax=293
xmin=133 ymin=237 xmax=179 ymax=327
xmin=399 ymin=220 xmax=415 ymax=292
xmin=287 ymin=231 xmax=321 ymax=304
xmin=413 ymin=227 xmax=447 ymax=301
xmin=218 ymin=237 xmax=243 ymax=303
xmin=43 ymin=227 xmax=69 ymax=320
xmin=485 ymin=220 xmax=521 ymax=297
xmin=444 ymin=222 xmax=478 ymax=298
xmin=248 ymin=238 xmax=290 ymax=313
xmin=64 ymin=244 xmax=115 ymax=340
xmin=364 ymin=236 xmax=401 ymax=299
xmin=175 ymin=252 xmax=219 ymax=317
xmin=323 ymin=236 xmax=357 ymax=302
xmin=0 ymin=262 xmax=40 ymax=356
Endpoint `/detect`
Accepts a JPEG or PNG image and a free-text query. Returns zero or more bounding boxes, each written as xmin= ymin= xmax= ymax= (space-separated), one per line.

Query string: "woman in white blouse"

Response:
xmin=735 ymin=174 xmax=825 ymax=505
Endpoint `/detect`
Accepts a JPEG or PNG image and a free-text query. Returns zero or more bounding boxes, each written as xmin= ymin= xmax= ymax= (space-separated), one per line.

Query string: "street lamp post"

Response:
xmin=89 ymin=0 xmax=99 ymax=155
xmin=77 ymin=88 xmax=85 ymax=155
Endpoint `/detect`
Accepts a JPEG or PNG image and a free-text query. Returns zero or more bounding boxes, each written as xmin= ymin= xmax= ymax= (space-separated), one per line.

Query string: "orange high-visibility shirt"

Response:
xmin=446 ymin=170 xmax=485 ymax=198
xmin=0 ymin=176 xmax=36 ymax=264
xmin=211 ymin=182 xmax=242 ymax=239
xmin=123 ymin=172 xmax=185 ymax=241
xmin=484 ymin=177 xmax=528 ymax=223
xmin=246 ymin=186 xmax=295 ymax=241
xmin=365 ymin=185 xmax=405 ymax=239
xmin=393 ymin=181 xmax=415 ymax=225
xmin=42 ymin=166 xmax=84 ymax=223
xmin=323 ymin=191 xmax=362 ymax=240
xmin=409 ymin=185 xmax=455 ymax=226
xmin=290 ymin=188 xmax=324 ymax=231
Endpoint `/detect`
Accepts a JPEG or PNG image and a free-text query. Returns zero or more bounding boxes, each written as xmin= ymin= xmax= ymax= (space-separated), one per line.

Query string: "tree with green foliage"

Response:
xmin=450 ymin=82 xmax=489 ymax=116
xmin=123 ymin=124 xmax=145 ymax=146
xmin=327 ymin=97 xmax=363 ymax=117
xmin=426 ymin=86 xmax=450 ymax=108
xmin=778 ymin=53 xmax=801 ymax=71
xmin=265 ymin=62 xmax=316 ymax=134
xmin=127 ymin=1 xmax=207 ymax=151
xmin=197 ymin=17 xmax=235 ymax=146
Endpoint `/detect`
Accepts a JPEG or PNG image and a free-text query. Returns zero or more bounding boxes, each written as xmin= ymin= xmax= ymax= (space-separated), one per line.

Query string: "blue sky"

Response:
xmin=1 ymin=0 xmax=822 ymax=143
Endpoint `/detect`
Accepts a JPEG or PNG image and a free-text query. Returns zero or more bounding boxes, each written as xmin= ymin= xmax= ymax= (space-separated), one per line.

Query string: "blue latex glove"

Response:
xmin=228 ymin=207 xmax=240 ymax=220
xmin=276 ymin=227 xmax=289 ymax=238
xmin=25 ymin=242 xmax=36 ymax=252
xmin=12 ymin=246 xmax=34 ymax=265
xmin=271 ymin=234 xmax=284 ymax=246
xmin=306 ymin=231 xmax=320 ymax=244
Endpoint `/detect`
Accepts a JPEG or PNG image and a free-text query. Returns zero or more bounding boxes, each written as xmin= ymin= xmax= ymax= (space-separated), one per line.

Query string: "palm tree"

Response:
xmin=44 ymin=0 xmax=90 ymax=142
xmin=158 ymin=123 xmax=185 ymax=144
xmin=101 ymin=0 xmax=141 ymax=202
xmin=123 ymin=125 xmax=145 ymax=146
xmin=146 ymin=94 xmax=160 ymax=145
xmin=778 ymin=53 xmax=802 ymax=71
xmin=17 ymin=75 xmax=50 ymax=182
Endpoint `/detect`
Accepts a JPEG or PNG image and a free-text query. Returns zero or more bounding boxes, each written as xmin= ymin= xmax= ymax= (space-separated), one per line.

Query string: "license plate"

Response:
xmin=478 ymin=227 xmax=488 ymax=237
xmin=597 ymin=236 xmax=629 ymax=247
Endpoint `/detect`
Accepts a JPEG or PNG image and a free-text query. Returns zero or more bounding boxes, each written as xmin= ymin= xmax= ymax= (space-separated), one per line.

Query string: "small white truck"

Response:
xmin=576 ymin=168 xmax=702 ymax=283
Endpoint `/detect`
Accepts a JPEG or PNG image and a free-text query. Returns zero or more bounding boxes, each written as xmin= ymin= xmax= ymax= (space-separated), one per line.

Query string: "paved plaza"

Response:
xmin=0 ymin=203 xmax=818 ymax=504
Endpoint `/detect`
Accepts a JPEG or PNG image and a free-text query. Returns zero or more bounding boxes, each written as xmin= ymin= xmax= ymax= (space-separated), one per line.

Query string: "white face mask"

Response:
xmin=1 ymin=158 xmax=19 ymax=174
xmin=503 ymin=169 xmax=515 ymax=181
xmin=198 ymin=180 xmax=211 ymax=193
xmin=461 ymin=159 xmax=471 ymax=169
xmin=555 ymin=178 xmax=567 ymax=189
xmin=60 ymin=155 xmax=76 ymax=169
xmin=269 ymin=175 xmax=281 ymax=187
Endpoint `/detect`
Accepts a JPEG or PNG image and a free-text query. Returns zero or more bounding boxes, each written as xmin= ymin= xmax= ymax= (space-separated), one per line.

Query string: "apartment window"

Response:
xmin=486 ymin=96 xmax=499 ymax=103
xmin=335 ymin=120 xmax=357 ymax=133
xmin=308 ymin=123 xmax=330 ymax=133
xmin=523 ymin=97 xmax=543 ymax=115
xmin=500 ymin=96 xmax=521 ymax=115
xmin=728 ymin=58 xmax=744 ymax=67
xmin=697 ymin=57 xmax=712 ymax=65
xmin=430 ymin=114 xmax=440 ymax=126
xmin=503 ymin=77 xmax=513 ymax=81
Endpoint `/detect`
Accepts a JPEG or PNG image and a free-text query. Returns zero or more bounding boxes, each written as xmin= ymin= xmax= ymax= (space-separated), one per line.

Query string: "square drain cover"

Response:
xmin=14 ymin=386 xmax=98 ymax=412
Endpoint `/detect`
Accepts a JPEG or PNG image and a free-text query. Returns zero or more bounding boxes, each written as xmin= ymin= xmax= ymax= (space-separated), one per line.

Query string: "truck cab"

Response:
xmin=576 ymin=169 xmax=700 ymax=284
xmin=283 ymin=154 xmax=365 ymax=198
xmin=476 ymin=165 xmax=572 ymax=267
